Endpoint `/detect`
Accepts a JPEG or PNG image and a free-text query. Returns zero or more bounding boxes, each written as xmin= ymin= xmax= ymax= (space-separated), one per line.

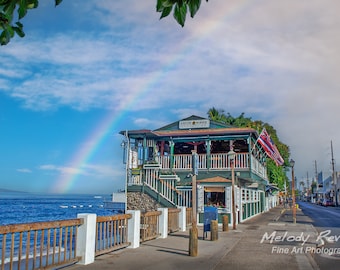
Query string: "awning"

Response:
xmin=204 ymin=186 xmax=225 ymax=192
xmin=247 ymin=183 xmax=259 ymax=188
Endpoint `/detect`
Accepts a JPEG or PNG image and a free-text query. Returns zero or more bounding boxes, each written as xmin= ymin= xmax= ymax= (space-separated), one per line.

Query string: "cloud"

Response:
xmin=2 ymin=0 xmax=340 ymax=180
xmin=17 ymin=168 xmax=32 ymax=173
xmin=38 ymin=163 xmax=119 ymax=179
xmin=39 ymin=164 xmax=86 ymax=175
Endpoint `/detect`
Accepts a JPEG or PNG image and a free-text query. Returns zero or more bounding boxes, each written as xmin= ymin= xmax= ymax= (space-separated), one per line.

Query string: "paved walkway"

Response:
xmin=67 ymin=206 xmax=321 ymax=270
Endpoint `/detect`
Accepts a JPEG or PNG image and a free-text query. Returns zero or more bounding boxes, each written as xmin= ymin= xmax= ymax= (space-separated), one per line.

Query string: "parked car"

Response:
xmin=322 ymin=199 xmax=335 ymax=207
xmin=317 ymin=198 xmax=324 ymax=205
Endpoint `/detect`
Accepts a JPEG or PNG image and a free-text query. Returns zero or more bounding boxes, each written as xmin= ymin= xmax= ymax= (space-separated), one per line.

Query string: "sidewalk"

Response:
xmin=67 ymin=206 xmax=320 ymax=270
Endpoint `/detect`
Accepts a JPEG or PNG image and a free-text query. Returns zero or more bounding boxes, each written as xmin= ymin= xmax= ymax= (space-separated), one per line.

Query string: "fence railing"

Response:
xmin=185 ymin=208 xmax=193 ymax=227
xmin=140 ymin=211 xmax=161 ymax=242
xmin=95 ymin=214 xmax=132 ymax=257
xmin=0 ymin=219 xmax=83 ymax=270
xmin=0 ymin=207 xmax=193 ymax=269
xmin=167 ymin=208 xmax=180 ymax=233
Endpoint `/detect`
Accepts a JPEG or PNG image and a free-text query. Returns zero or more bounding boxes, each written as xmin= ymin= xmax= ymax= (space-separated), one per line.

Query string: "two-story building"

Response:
xmin=120 ymin=115 xmax=278 ymax=225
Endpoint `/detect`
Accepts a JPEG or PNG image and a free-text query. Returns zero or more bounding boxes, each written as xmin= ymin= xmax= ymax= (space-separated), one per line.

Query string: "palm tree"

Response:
xmin=207 ymin=107 xmax=225 ymax=123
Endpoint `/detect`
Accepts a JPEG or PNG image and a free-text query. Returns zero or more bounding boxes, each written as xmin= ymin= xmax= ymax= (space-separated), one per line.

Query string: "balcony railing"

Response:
xmin=129 ymin=153 xmax=266 ymax=183
xmin=160 ymin=153 xmax=254 ymax=171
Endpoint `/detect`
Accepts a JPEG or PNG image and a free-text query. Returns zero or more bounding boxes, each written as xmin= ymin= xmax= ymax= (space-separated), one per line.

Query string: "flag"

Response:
xmin=257 ymin=128 xmax=284 ymax=166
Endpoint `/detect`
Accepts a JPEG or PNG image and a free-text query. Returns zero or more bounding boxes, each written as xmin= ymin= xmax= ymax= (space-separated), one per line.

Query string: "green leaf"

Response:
xmin=13 ymin=26 xmax=25 ymax=37
xmin=27 ymin=0 xmax=39 ymax=9
xmin=173 ymin=2 xmax=187 ymax=27
xmin=0 ymin=27 xmax=11 ymax=45
xmin=55 ymin=0 xmax=63 ymax=6
xmin=162 ymin=0 xmax=176 ymax=7
xmin=13 ymin=21 xmax=24 ymax=37
xmin=18 ymin=0 xmax=28 ymax=20
xmin=156 ymin=0 xmax=164 ymax=12
xmin=188 ymin=0 xmax=201 ymax=18
xmin=7 ymin=24 xmax=14 ymax=37
xmin=160 ymin=6 xmax=172 ymax=19
xmin=4 ymin=1 xmax=15 ymax=17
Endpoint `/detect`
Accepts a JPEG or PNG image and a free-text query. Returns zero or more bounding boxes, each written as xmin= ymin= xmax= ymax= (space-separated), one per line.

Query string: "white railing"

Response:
xmin=160 ymin=156 xmax=170 ymax=170
xmin=136 ymin=153 xmax=266 ymax=178
xmin=250 ymin=155 xmax=267 ymax=179
xmin=210 ymin=153 xmax=250 ymax=169
xmin=176 ymin=187 xmax=192 ymax=208
xmin=128 ymin=174 xmax=142 ymax=186
xmin=160 ymin=153 xmax=252 ymax=170
xmin=158 ymin=179 xmax=177 ymax=204
xmin=144 ymin=169 xmax=159 ymax=190
xmin=143 ymin=169 xmax=178 ymax=206
xmin=173 ymin=154 xmax=192 ymax=170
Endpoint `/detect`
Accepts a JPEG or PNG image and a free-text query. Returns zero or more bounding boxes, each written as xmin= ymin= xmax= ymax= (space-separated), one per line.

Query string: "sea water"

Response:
xmin=0 ymin=192 xmax=119 ymax=267
xmin=0 ymin=192 xmax=116 ymax=225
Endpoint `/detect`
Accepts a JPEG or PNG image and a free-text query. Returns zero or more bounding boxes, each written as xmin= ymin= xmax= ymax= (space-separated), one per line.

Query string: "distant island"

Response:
xmin=0 ymin=188 xmax=27 ymax=193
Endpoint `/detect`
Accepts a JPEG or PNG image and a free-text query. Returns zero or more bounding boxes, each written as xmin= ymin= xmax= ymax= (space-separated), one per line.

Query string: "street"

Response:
xmin=298 ymin=201 xmax=340 ymax=269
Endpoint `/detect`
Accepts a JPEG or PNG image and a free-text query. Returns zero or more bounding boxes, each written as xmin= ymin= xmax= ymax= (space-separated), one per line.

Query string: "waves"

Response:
xmin=0 ymin=193 xmax=113 ymax=226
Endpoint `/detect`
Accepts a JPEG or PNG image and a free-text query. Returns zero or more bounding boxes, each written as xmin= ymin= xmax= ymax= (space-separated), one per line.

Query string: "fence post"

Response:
xmin=178 ymin=206 xmax=186 ymax=232
xmin=76 ymin=213 xmax=97 ymax=265
xmin=211 ymin=220 xmax=218 ymax=241
xmin=127 ymin=210 xmax=140 ymax=248
xmin=157 ymin=208 xmax=168 ymax=238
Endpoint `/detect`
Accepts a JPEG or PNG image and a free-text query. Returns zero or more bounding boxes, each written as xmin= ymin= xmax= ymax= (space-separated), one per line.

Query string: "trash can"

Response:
xmin=203 ymin=206 xmax=218 ymax=239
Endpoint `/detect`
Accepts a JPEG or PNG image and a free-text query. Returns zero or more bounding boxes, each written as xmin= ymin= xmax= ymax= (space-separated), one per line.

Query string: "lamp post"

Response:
xmin=228 ymin=150 xmax=237 ymax=230
xmin=121 ymin=131 xmax=129 ymax=213
xmin=290 ymin=159 xmax=296 ymax=223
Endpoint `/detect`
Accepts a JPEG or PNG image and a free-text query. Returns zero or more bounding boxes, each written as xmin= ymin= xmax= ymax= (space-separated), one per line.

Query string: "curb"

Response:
xmin=275 ymin=208 xmax=286 ymax=221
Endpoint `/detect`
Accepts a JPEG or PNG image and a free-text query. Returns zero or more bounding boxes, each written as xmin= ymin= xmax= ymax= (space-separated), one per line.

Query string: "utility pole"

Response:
xmin=331 ymin=141 xmax=336 ymax=205
xmin=290 ymin=159 xmax=296 ymax=223
xmin=314 ymin=160 xmax=318 ymax=203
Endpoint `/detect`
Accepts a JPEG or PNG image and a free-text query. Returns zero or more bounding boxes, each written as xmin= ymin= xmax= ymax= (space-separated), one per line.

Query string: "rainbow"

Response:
xmin=50 ymin=1 xmax=254 ymax=193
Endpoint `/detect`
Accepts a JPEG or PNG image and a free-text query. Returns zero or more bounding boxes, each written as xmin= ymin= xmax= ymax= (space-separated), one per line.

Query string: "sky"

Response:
xmin=1 ymin=0 xmax=340 ymax=194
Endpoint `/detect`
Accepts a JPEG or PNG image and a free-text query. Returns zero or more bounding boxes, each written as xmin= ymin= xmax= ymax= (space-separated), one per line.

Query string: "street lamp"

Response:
xmin=289 ymin=159 xmax=296 ymax=223
xmin=121 ymin=131 xmax=129 ymax=213
xmin=228 ymin=150 xmax=237 ymax=230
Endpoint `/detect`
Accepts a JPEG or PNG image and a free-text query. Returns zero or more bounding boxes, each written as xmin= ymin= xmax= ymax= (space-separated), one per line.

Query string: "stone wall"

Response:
xmin=127 ymin=192 xmax=162 ymax=212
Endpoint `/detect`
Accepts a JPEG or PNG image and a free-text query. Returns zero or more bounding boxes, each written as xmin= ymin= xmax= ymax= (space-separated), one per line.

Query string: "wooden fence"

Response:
xmin=0 ymin=207 xmax=190 ymax=269
xmin=140 ymin=211 xmax=161 ymax=242
xmin=0 ymin=219 xmax=83 ymax=270
xmin=167 ymin=208 xmax=180 ymax=233
xmin=95 ymin=214 xmax=131 ymax=257
xmin=186 ymin=208 xmax=193 ymax=227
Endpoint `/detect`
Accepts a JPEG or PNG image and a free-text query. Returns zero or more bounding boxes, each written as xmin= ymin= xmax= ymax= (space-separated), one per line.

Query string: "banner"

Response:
xmin=257 ymin=128 xmax=284 ymax=166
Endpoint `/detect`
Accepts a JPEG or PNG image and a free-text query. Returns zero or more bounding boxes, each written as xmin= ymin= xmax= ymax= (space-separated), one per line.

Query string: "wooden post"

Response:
xmin=210 ymin=220 xmax=218 ymax=241
xmin=231 ymin=159 xmax=237 ymax=229
xmin=222 ymin=215 xmax=229 ymax=232
xmin=189 ymin=225 xmax=198 ymax=256
xmin=189 ymin=151 xmax=198 ymax=256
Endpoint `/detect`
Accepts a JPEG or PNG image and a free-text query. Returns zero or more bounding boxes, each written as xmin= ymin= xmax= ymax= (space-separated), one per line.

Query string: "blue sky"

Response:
xmin=1 ymin=0 xmax=340 ymax=194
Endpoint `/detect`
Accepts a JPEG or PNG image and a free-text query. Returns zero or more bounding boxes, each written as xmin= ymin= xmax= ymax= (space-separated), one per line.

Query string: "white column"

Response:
xmin=127 ymin=210 xmax=140 ymax=248
xmin=76 ymin=213 xmax=97 ymax=265
xmin=178 ymin=206 xmax=186 ymax=232
xmin=157 ymin=208 xmax=168 ymax=238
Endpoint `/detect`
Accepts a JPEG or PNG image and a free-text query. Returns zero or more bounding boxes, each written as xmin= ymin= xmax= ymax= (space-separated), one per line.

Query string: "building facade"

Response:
xmin=120 ymin=115 xmax=277 ymax=224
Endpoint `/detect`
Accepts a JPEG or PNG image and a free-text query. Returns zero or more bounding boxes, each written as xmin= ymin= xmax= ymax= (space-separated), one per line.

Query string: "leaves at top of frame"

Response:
xmin=0 ymin=0 xmax=62 ymax=45
xmin=157 ymin=0 xmax=208 ymax=27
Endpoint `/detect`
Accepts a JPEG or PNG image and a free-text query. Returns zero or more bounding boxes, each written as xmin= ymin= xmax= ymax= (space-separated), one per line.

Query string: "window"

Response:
xmin=204 ymin=187 xmax=225 ymax=207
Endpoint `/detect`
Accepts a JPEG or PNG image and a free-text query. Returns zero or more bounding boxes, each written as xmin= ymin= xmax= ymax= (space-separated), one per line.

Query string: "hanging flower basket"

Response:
xmin=131 ymin=169 xmax=141 ymax=175
xmin=143 ymin=163 xmax=162 ymax=169
xmin=159 ymin=174 xmax=180 ymax=181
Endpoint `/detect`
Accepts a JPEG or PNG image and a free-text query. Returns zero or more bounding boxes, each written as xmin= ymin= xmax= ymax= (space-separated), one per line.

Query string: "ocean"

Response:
xmin=0 ymin=192 xmax=117 ymax=226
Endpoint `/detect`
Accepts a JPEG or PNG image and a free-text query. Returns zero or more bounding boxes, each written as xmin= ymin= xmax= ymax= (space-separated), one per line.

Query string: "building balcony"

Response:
xmin=157 ymin=152 xmax=266 ymax=180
